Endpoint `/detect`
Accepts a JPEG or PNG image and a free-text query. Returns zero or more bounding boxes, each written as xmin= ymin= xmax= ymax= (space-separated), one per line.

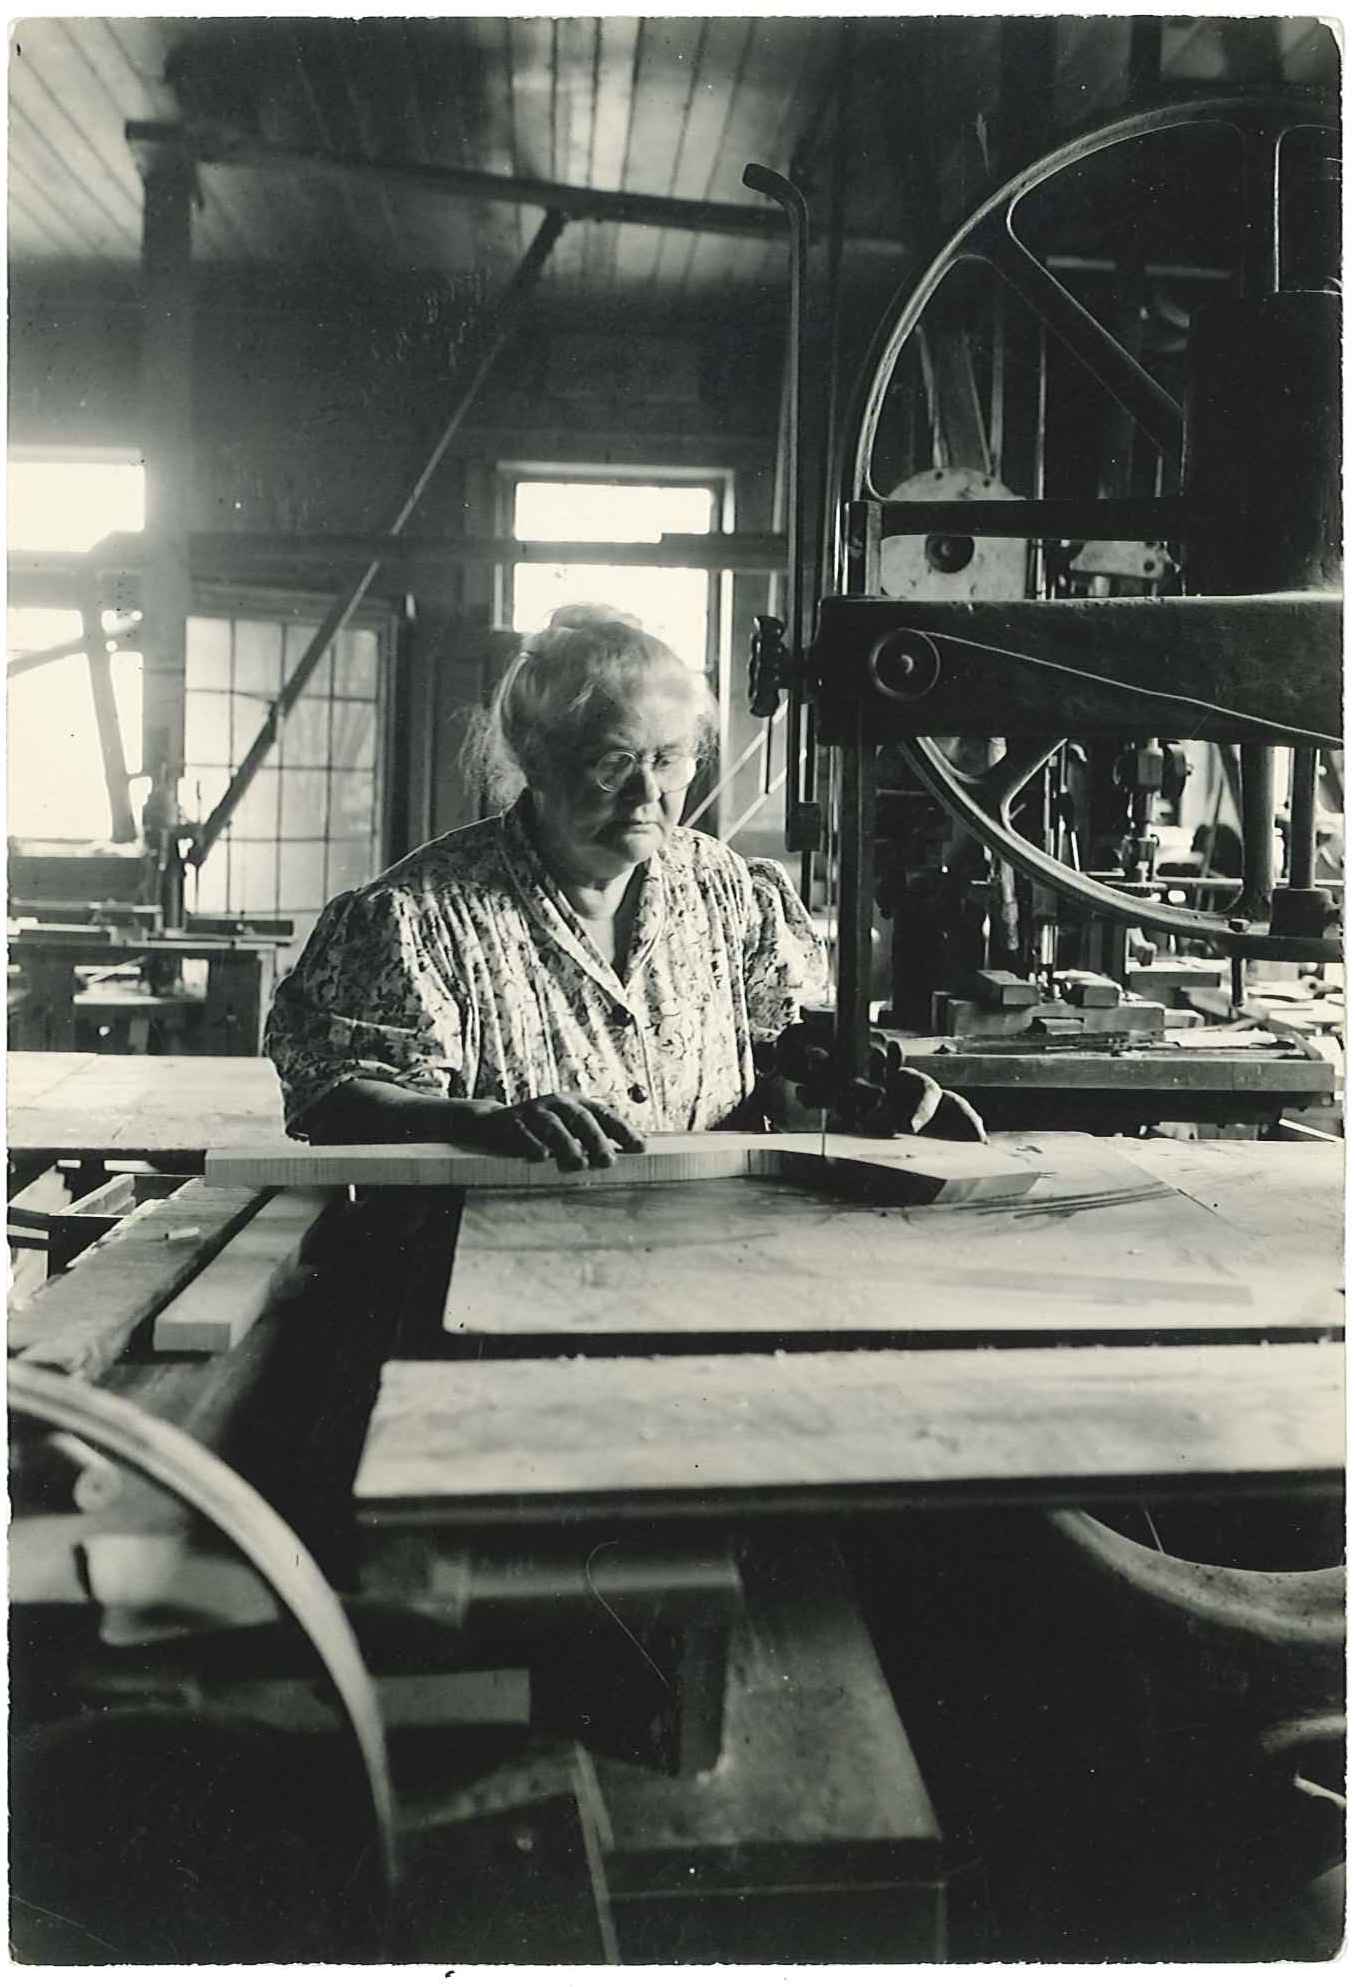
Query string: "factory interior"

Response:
xmin=5 ymin=12 xmax=1345 ymax=1967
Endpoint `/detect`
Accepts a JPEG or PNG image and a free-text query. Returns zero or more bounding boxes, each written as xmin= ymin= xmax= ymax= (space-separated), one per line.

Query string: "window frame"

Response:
xmin=494 ymin=463 xmax=734 ymax=687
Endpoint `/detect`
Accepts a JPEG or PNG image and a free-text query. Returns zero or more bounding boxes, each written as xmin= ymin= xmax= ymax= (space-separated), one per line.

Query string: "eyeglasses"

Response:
xmin=585 ymin=747 xmax=698 ymax=795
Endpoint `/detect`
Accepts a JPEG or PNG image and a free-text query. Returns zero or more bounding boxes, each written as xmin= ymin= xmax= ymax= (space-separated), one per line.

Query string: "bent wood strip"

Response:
xmin=152 ymin=1189 xmax=333 ymax=1353
xmin=8 ymin=1180 xmax=267 ymax=1377
xmin=204 ymin=1130 xmax=1042 ymax=1202
xmin=354 ymin=1342 xmax=1345 ymax=1520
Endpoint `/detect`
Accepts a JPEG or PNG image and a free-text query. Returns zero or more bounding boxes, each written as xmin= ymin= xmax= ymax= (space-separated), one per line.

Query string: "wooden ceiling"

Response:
xmin=8 ymin=16 xmax=849 ymax=313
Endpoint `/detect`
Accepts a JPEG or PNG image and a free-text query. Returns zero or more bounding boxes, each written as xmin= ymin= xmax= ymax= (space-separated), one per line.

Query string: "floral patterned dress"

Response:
xmin=265 ymin=798 xmax=827 ymax=1138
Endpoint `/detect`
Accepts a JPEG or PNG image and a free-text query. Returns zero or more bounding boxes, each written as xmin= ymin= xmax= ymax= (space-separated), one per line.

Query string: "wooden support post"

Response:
xmin=79 ymin=586 xmax=137 ymax=845
xmin=130 ymin=128 xmax=195 ymax=922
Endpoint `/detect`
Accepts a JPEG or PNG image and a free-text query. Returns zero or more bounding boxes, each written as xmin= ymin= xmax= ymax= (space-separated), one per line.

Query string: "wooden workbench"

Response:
xmin=441 ymin=1132 xmax=1344 ymax=1352
xmin=9 ymin=929 xmax=286 ymax=1056
xmin=6 ymin=1051 xmax=284 ymax=1162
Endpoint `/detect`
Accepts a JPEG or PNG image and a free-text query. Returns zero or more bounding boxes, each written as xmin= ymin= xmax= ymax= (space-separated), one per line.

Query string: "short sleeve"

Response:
xmin=741 ymin=857 xmax=828 ymax=1041
xmin=264 ymin=885 xmax=467 ymax=1136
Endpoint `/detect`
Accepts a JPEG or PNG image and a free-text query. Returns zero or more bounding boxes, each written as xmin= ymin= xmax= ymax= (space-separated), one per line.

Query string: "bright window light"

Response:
xmin=514 ymin=480 xmax=713 ymax=544
xmin=510 ymin=480 xmax=715 ymax=672
xmin=7 ymin=458 xmax=144 ymax=554
xmin=7 ymin=607 xmax=143 ymax=840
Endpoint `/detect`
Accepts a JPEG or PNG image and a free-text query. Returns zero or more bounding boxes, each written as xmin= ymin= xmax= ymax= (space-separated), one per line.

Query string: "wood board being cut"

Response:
xmin=204 ymin=1130 xmax=1043 ymax=1203
xmin=354 ymin=1341 xmax=1345 ymax=1524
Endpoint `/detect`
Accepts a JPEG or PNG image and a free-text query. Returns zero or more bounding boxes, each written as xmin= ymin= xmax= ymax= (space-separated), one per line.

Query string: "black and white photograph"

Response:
xmin=6 ymin=7 xmax=1344 ymax=1967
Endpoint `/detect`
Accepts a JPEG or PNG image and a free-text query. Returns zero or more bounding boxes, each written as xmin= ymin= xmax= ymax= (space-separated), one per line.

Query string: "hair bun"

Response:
xmin=547 ymin=602 xmax=641 ymax=631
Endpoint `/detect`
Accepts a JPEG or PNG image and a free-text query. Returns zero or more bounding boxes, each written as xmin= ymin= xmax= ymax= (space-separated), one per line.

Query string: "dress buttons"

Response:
xmin=628 ymin=1082 xmax=648 ymax=1104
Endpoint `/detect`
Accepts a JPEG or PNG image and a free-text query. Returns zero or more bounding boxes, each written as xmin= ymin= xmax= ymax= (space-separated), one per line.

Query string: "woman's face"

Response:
xmin=530 ymin=679 xmax=701 ymax=888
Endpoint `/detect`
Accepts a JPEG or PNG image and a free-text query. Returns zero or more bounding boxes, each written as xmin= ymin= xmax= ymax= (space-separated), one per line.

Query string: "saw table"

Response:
xmin=6 ymin=1065 xmax=1345 ymax=1963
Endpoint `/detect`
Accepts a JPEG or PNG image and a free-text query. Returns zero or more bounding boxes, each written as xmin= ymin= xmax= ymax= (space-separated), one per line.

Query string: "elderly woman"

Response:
xmin=266 ymin=605 xmax=981 ymax=1168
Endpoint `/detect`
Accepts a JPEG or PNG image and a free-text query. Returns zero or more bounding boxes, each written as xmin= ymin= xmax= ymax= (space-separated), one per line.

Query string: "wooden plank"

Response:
xmin=153 ymin=1189 xmax=332 ymax=1353
xmin=441 ymin=1133 xmax=1341 ymax=1348
xmin=651 ymin=16 xmax=752 ymax=301
xmin=582 ymin=15 xmax=640 ymax=303
xmin=897 ymin=1040 xmax=1335 ymax=1092
xmin=204 ymin=1130 xmax=1042 ymax=1200
xmin=8 ymin=1180 xmax=267 ymax=1377
xmin=354 ymin=1341 xmax=1345 ymax=1523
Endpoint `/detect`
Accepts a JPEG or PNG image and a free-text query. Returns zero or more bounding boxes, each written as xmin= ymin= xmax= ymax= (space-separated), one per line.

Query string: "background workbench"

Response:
xmin=7 ymin=1051 xmax=284 ymax=1162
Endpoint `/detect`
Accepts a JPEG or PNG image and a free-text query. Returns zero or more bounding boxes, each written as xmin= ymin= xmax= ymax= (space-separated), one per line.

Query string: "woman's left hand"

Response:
xmin=774 ymin=1025 xmax=987 ymax=1142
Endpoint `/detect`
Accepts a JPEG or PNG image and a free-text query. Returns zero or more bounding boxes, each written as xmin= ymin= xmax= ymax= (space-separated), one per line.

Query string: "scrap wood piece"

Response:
xmin=8 ymin=1180 xmax=267 ymax=1378
xmin=354 ymin=1342 xmax=1344 ymax=1518
xmin=152 ymin=1188 xmax=333 ymax=1353
xmin=204 ymin=1129 xmax=1042 ymax=1203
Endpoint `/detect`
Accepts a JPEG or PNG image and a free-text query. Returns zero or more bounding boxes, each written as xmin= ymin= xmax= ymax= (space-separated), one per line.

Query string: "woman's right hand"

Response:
xmin=475 ymin=1094 xmax=647 ymax=1171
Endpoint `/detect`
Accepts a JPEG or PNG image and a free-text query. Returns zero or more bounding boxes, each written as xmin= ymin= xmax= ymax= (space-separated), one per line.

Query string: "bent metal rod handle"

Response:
xmin=743 ymin=163 xmax=814 ymax=848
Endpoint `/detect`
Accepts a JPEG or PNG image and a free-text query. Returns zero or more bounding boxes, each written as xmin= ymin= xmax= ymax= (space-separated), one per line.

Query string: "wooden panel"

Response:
xmin=9 ymin=31 xmax=141 ymax=264
xmin=7 ymin=1052 xmax=284 ymax=1157
xmin=153 ymin=1187 xmax=332 ymax=1353
xmin=441 ymin=1134 xmax=1342 ymax=1348
xmin=269 ymin=21 xmax=372 ymax=265
xmin=582 ymin=15 xmax=641 ymax=304
xmin=613 ymin=14 xmax=705 ymax=298
xmin=88 ymin=16 xmax=258 ymax=262
xmin=354 ymin=1340 xmax=1345 ymax=1521
xmin=205 ymin=1130 xmax=1041 ymax=1201
xmin=460 ymin=14 xmax=530 ymax=284
xmin=401 ymin=17 xmax=478 ymax=276
xmin=652 ymin=16 xmax=755 ymax=300
xmin=8 ymin=1179 xmax=266 ymax=1376
xmin=550 ymin=15 xmax=599 ymax=299
xmin=8 ymin=24 xmax=146 ymax=252
xmin=685 ymin=16 xmax=817 ymax=301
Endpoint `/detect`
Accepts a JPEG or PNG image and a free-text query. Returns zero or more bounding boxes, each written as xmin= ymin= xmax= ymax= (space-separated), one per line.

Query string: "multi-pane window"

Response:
xmin=7 ymin=605 xmax=143 ymax=842
xmin=185 ymin=609 xmax=389 ymax=967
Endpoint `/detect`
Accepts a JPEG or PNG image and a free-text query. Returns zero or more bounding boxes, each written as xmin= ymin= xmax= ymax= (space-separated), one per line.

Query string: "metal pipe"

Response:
xmin=132 ymin=130 xmax=195 ymax=924
xmin=1288 ymin=748 xmax=1318 ymax=891
xmin=191 ymin=210 xmax=567 ymax=868
xmin=1237 ymin=742 xmax=1277 ymax=920
xmin=743 ymin=164 xmax=813 ymax=856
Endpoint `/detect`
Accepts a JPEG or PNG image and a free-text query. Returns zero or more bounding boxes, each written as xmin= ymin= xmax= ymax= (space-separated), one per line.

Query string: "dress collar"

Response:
xmin=497 ymin=794 xmax=668 ymax=998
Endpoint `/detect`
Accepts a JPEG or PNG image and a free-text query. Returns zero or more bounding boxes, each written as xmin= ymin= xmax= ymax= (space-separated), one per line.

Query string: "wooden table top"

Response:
xmin=444 ymin=1131 xmax=1344 ymax=1350
xmin=6 ymin=1052 xmax=284 ymax=1156
xmin=355 ymin=1339 xmax=1345 ymax=1524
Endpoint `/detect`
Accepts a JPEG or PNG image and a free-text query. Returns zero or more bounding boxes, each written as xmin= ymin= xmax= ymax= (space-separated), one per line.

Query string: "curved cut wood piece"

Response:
xmin=204 ymin=1130 xmax=1043 ymax=1203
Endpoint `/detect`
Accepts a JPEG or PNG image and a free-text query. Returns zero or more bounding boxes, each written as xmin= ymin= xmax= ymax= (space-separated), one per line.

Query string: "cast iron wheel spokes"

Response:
xmin=842 ymin=92 xmax=1338 ymax=949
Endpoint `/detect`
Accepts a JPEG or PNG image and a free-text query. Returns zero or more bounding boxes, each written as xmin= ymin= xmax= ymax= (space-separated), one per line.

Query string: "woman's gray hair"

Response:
xmin=468 ymin=604 xmax=719 ymax=810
